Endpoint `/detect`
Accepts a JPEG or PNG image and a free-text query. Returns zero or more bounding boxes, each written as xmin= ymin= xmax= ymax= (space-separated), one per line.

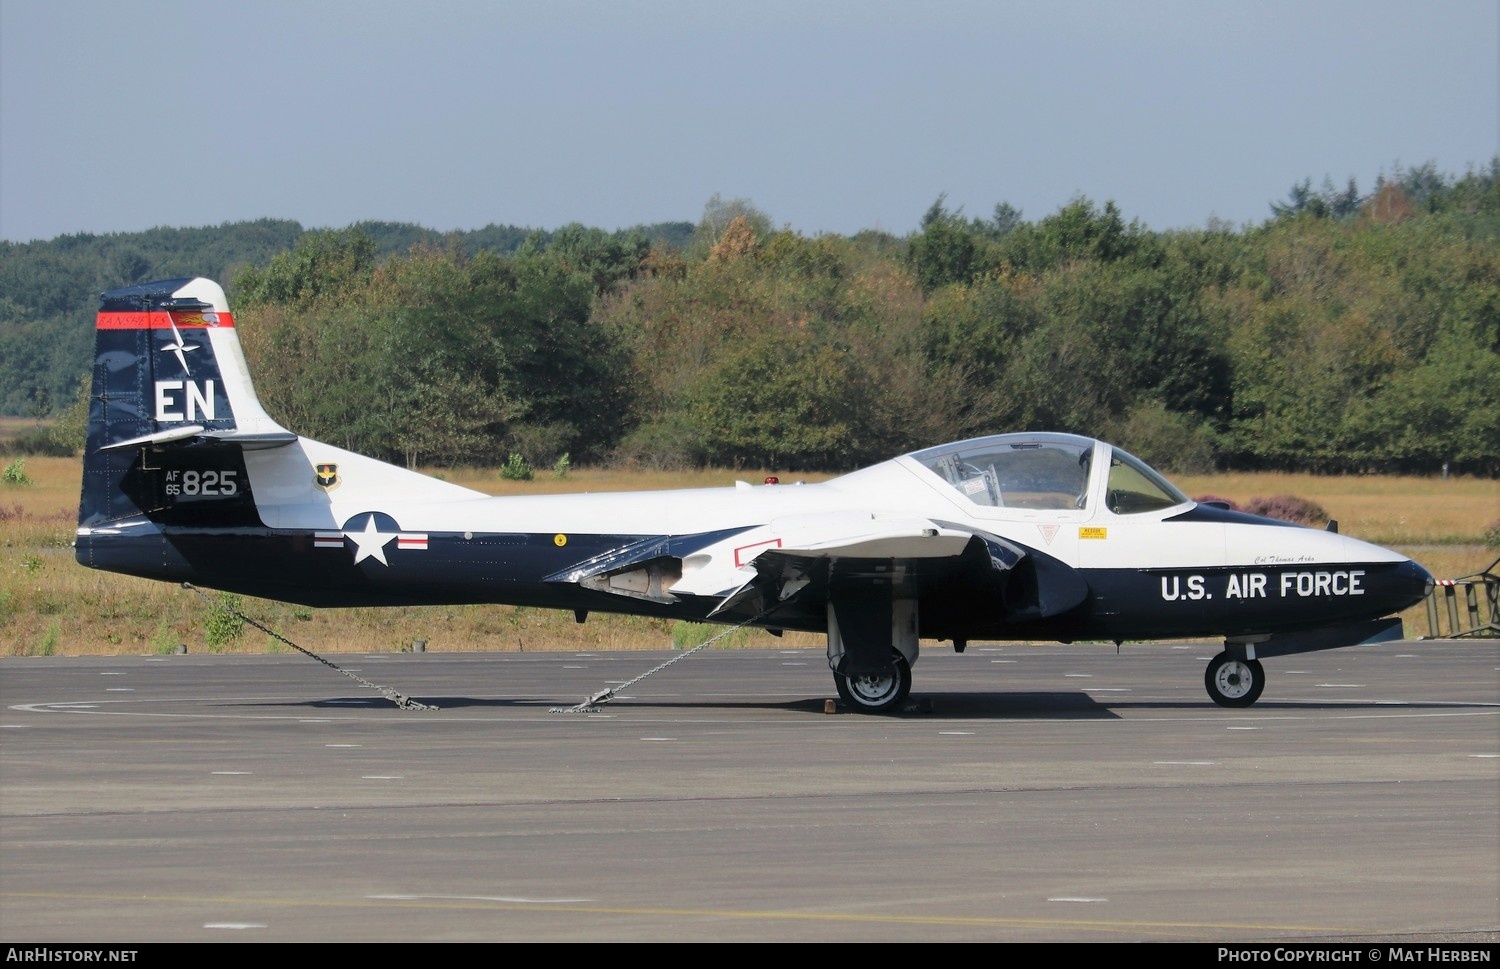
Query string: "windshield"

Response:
xmin=915 ymin=438 xmax=1093 ymax=510
xmin=1104 ymin=446 xmax=1190 ymax=514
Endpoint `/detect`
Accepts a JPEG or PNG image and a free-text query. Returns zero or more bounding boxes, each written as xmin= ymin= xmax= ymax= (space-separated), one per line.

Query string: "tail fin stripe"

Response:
xmin=95 ymin=310 xmax=235 ymax=331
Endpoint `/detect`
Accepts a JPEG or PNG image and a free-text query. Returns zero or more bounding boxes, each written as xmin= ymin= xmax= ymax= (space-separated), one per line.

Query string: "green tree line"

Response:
xmin=0 ymin=217 xmax=691 ymax=421
xmin=3 ymin=164 xmax=1496 ymax=474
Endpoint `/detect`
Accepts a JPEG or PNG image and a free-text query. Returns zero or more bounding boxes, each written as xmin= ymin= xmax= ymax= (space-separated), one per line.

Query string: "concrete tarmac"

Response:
xmin=2 ymin=638 xmax=1496 ymax=943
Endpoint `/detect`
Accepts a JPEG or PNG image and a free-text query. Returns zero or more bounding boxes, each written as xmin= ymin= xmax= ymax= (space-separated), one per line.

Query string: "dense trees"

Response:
xmin=1218 ymin=176 xmax=1500 ymax=471
xmin=234 ymin=234 xmax=636 ymax=467
xmin=3 ymin=162 xmax=1496 ymax=474
xmin=0 ymin=219 xmax=305 ymax=413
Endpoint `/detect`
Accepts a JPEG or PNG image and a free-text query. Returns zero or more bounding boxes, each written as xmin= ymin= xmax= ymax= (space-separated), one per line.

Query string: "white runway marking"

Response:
xmin=204 ymin=923 xmax=266 ymax=930
xmin=373 ymin=894 xmax=596 ymax=904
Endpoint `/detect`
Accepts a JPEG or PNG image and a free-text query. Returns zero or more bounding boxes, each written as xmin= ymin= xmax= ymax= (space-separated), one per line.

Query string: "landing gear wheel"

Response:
xmin=1205 ymin=653 xmax=1265 ymax=708
xmin=834 ymin=652 xmax=912 ymax=714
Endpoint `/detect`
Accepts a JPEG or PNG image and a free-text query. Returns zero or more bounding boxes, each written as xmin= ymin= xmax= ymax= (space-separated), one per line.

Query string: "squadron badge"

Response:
xmin=314 ymin=463 xmax=340 ymax=492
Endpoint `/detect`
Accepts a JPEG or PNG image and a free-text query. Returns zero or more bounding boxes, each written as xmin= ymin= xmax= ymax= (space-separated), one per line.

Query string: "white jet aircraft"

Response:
xmin=76 ymin=278 xmax=1434 ymax=712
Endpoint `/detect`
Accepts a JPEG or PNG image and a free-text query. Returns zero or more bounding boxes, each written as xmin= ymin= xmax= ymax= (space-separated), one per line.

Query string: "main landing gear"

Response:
xmin=1204 ymin=652 xmax=1265 ymax=707
xmin=826 ymin=596 xmax=918 ymax=714
xmin=834 ymin=652 xmax=912 ymax=713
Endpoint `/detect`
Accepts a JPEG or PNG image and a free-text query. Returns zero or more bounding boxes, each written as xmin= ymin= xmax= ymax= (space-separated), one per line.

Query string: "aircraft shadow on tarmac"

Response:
xmin=258 ymin=691 xmax=1118 ymax=716
xmin=251 ymin=691 xmax=1117 ymax=716
xmin=242 ymin=691 xmax=1494 ymax=719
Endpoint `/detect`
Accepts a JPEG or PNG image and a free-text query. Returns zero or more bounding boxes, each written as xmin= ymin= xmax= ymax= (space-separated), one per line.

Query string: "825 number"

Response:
xmin=164 ymin=469 xmax=238 ymax=497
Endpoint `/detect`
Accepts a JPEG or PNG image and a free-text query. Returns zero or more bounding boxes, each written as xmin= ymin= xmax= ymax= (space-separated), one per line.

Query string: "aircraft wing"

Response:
xmin=669 ymin=513 xmax=977 ymax=599
xmin=671 ymin=513 xmax=1089 ymax=631
xmin=544 ymin=509 xmax=1089 ymax=634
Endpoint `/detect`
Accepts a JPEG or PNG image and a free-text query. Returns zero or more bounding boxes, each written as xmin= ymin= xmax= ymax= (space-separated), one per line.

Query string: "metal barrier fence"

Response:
xmin=1423 ymin=557 xmax=1499 ymax=639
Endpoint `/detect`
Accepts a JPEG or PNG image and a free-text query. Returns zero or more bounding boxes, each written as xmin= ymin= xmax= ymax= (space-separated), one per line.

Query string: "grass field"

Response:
xmin=2 ymin=453 xmax=1495 ymax=657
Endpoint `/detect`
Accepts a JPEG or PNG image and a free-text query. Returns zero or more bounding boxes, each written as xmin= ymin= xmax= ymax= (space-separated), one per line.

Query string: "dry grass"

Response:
xmin=0 ymin=416 xmax=44 ymax=440
xmin=3 ymin=455 xmax=1494 ymax=656
xmin=1173 ymin=471 xmax=1497 ymax=546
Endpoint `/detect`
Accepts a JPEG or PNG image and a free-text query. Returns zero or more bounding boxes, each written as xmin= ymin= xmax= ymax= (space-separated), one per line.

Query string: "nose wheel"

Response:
xmin=1205 ymin=652 xmax=1265 ymax=707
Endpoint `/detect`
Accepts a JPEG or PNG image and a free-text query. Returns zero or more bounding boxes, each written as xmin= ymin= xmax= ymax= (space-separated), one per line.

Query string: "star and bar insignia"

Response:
xmin=314 ymin=511 xmax=428 ymax=567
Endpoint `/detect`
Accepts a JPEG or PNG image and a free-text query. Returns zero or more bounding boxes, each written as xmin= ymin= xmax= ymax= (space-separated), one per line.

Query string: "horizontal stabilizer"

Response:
xmin=100 ymin=426 xmax=299 ymax=452
xmin=195 ymin=429 xmax=299 ymax=449
xmin=100 ymin=425 xmax=206 ymax=451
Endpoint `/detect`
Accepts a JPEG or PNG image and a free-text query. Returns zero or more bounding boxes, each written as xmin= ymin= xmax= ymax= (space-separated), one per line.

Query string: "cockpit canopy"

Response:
xmin=907 ymin=433 xmax=1189 ymax=515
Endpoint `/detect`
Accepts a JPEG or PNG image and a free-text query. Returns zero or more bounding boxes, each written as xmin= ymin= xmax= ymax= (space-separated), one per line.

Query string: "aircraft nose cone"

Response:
xmin=1397 ymin=557 xmax=1435 ymax=605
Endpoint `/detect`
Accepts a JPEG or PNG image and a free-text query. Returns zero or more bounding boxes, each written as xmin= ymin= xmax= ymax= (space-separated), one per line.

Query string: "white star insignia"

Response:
xmin=160 ymin=319 xmax=199 ymax=374
xmin=346 ymin=516 xmax=395 ymax=566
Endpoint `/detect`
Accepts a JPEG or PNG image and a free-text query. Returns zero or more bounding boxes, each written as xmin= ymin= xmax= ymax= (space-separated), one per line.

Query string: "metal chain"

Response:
xmin=551 ymin=601 xmax=787 ymax=714
xmin=182 ymin=583 xmax=436 ymax=711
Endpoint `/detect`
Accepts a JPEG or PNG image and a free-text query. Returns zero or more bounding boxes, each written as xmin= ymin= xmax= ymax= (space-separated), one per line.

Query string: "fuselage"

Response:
xmin=77 ymin=432 xmax=1432 ymax=644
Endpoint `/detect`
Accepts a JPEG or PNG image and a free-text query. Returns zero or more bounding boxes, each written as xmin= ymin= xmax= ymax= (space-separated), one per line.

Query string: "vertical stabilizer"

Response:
xmin=76 ymin=277 xmax=488 ymax=589
xmin=78 ymin=277 xmax=295 ymax=529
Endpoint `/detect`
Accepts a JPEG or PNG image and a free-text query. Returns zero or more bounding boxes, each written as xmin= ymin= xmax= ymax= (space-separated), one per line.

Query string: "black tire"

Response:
xmin=834 ymin=652 xmax=913 ymax=714
xmin=1205 ymin=653 xmax=1265 ymax=708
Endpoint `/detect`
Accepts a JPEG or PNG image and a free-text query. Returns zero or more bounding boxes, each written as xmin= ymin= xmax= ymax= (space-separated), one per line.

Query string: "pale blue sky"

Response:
xmin=2 ymin=0 xmax=1496 ymax=242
